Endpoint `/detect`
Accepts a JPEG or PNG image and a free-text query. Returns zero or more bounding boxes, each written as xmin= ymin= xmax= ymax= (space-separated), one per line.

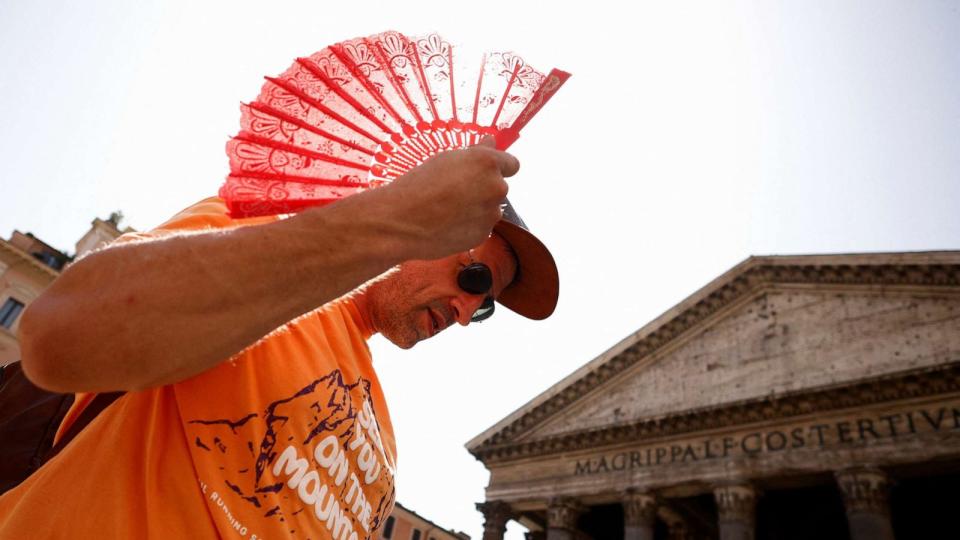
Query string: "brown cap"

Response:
xmin=492 ymin=199 xmax=559 ymax=320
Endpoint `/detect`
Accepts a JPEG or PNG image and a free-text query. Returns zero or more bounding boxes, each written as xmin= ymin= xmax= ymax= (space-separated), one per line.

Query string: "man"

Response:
xmin=0 ymin=139 xmax=558 ymax=539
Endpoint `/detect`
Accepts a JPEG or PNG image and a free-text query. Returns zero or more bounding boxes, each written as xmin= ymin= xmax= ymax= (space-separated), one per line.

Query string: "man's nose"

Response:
xmin=450 ymin=293 xmax=486 ymax=326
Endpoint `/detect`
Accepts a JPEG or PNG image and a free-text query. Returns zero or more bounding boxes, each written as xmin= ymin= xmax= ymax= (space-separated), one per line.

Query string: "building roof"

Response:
xmin=465 ymin=250 xmax=960 ymax=457
xmin=391 ymin=501 xmax=470 ymax=539
xmin=0 ymin=238 xmax=61 ymax=279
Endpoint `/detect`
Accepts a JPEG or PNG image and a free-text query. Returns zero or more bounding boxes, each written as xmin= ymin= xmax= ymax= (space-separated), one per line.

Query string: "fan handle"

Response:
xmin=495 ymin=69 xmax=572 ymax=150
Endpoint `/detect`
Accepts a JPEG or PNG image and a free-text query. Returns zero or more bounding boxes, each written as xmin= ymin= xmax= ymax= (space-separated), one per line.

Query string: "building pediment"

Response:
xmin=467 ymin=252 xmax=960 ymax=463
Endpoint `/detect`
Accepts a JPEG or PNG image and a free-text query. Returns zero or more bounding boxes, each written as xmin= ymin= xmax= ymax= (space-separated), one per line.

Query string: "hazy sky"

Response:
xmin=1 ymin=1 xmax=958 ymax=538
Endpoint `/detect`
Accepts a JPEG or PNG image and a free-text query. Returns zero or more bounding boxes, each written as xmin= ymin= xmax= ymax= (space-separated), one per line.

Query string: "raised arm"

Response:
xmin=19 ymin=141 xmax=519 ymax=392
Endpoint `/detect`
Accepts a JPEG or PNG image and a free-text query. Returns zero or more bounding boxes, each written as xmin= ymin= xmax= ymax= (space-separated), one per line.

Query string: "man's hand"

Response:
xmin=360 ymin=137 xmax=520 ymax=261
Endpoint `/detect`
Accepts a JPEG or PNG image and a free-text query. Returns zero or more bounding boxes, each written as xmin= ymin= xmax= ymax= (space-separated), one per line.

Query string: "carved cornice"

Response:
xmin=470 ymin=262 xmax=960 ymax=459
xmin=0 ymin=239 xmax=60 ymax=280
xmin=472 ymin=360 xmax=960 ymax=463
xmin=470 ymin=261 xmax=960 ymax=456
xmin=835 ymin=467 xmax=891 ymax=517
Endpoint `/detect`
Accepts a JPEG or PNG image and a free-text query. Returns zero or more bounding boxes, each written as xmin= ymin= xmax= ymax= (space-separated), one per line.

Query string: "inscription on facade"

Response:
xmin=574 ymin=405 xmax=960 ymax=476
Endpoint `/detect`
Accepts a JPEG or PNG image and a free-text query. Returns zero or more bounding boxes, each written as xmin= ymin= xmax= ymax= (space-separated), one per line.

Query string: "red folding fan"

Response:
xmin=219 ymin=30 xmax=570 ymax=218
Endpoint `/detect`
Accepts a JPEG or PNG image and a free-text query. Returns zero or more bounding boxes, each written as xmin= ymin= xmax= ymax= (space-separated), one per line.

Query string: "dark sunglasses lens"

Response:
xmin=458 ymin=263 xmax=492 ymax=295
xmin=471 ymin=297 xmax=495 ymax=322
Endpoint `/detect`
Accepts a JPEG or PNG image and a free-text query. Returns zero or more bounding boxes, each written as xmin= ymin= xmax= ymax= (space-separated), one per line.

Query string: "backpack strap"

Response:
xmin=1 ymin=363 xmax=125 ymax=492
xmin=43 ymin=391 xmax=124 ymax=463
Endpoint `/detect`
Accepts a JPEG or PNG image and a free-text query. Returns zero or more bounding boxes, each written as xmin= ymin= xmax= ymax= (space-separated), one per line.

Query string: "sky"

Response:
xmin=1 ymin=0 xmax=958 ymax=538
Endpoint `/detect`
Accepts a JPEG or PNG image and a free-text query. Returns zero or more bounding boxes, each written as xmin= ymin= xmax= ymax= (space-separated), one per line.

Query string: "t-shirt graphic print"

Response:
xmin=187 ymin=367 xmax=396 ymax=540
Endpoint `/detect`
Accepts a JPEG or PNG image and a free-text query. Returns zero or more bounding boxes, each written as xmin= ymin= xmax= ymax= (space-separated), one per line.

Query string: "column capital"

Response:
xmin=834 ymin=467 xmax=892 ymax=517
xmin=547 ymin=497 xmax=584 ymax=531
xmin=476 ymin=500 xmax=514 ymax=540
xmin=713 ymin=482 xmax=757 ymax=524
xmin=622 ymin=489 xmax=657 ymax=528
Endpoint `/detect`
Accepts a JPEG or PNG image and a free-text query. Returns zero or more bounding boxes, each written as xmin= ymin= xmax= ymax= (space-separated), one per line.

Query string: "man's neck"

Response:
xmin=348 ymin=289 xmax=378 ymax=337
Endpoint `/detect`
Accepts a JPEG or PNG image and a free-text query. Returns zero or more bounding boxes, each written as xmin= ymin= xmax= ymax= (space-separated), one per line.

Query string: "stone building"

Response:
xmin=0 ymin=232 xmax=68 ymax=367
xmin=468 ymin=252 xmax=960 ymax=540
xmin=377 ymin=501 xmax=470 ymax=540
xmin=0 ymin=214 xmax=130 ymax=366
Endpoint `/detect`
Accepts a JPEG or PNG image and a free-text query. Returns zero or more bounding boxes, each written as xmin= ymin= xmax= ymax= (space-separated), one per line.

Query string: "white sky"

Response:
xmin=1 ymin=1 xmax=958 ymax=538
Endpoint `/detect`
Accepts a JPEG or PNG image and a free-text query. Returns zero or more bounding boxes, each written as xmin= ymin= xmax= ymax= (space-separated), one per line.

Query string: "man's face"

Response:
xmin=366 ymin=233 xmax=517 ymax=349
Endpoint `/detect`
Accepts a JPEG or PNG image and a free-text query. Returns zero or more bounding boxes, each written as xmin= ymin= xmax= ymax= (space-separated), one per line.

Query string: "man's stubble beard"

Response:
xmin=364 ymin=271 xmax=422 ymax=350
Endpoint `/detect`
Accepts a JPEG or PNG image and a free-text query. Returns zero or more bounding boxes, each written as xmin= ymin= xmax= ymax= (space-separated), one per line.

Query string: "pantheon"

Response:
xmin=469 ymin=251 xmax=959 ymax=540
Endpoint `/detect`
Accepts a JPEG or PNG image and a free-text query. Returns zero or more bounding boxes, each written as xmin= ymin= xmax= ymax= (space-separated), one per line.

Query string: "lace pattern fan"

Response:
xmin=220 ymin=30 xmax=570 ymax=217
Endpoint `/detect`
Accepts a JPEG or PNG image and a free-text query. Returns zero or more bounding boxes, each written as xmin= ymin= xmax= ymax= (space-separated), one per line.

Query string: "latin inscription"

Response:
xmin=573 ymin=405 xmax=960 ymax=476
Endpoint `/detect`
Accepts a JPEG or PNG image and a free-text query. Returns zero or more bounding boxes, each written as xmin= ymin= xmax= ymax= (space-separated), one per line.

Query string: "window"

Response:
xmin=32 ymin=251 xmax=65 ymax=271
xmin=0 ymin=298 xmax=24 ymax=329
xmin=382 ymin=516 xmax=395 ymax=539
xmin=411 ymin=529 xmax=421 ymax=540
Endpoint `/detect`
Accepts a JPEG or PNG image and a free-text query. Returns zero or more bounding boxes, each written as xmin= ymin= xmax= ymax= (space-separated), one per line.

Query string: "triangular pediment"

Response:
xmin=467 ymin=251 xmax=960 ymax=459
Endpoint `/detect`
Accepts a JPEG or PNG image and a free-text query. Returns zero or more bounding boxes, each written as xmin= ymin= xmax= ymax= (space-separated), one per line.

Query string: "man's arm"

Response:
xmin=19 ymin=142 xmax=519 ymax=392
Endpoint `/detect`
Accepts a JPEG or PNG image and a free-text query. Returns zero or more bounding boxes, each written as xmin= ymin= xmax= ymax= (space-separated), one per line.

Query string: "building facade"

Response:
xmin=377 ymin=501 xmax=470 ymax=540
xmin=0 ymin=232 xmax=68 ymax=367
xmin=468 ymin=252 xmax=960 ymax=540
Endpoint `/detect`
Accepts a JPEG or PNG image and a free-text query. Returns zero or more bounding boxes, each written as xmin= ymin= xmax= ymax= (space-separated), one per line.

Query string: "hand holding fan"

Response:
xmin=219 ymin=30 xmax=570 ymax=218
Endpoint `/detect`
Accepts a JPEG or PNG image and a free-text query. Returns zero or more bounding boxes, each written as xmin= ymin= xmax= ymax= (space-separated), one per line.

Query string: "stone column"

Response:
xmin=666 ymin=521 xmax=694 ymax=540
xmin=477 ymin=500 xmax=514 ymax=540
xmin=546 ymin=497 xmax=584 ymax=540
xmin=622 ymin=490 xmax=657 ymax=540
xmin=713 ymin=483 xmax=757 ymax=540
xmin=660 ymin=508 xmax=694 ymax=540
xmin=835 ymin=467 xmax=895 ymax=540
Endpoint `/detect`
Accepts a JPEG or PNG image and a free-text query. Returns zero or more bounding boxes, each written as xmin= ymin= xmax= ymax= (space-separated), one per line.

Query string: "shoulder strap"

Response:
xmin=43 ymin=391 xmax=124 ymax=463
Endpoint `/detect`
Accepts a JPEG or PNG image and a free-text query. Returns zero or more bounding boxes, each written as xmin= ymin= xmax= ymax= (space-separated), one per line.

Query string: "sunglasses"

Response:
xmin=457 ymin=262 xmax=496 ymax=322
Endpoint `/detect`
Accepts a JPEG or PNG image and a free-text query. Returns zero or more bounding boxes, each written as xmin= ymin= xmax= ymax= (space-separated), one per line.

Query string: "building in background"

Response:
xmin=377 ymin=501 xmax=470 ymax=540
xmin=0 ymin=213 xmax=131 ymax=366
xmin=74 ymin=212 xmax=131 ymax=257
xmin=469 ymin=252 xmax=960 ymax=540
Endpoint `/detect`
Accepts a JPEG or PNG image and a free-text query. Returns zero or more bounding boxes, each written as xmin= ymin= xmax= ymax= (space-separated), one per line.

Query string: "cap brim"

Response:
xmin=493 ymin=220 xmax=559 ymax=320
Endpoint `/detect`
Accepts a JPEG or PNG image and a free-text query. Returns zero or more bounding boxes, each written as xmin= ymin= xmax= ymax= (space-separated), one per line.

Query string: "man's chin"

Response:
xmin=381 ymin=329 xmax=423 ymax=350
xmin=394 ymin=339 xmax=418 ymax=350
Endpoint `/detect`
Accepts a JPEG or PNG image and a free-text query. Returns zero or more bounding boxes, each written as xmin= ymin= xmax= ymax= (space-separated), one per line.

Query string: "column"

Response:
xmin=667 ymin=521 xmax=694 ymax=540
xmin=713 ymin=483 xmax=757 ymax=540
xmin=835 ymin=467 xmax=895 ymax=540
xmin=660 ymin=508 xmax=694 ymax=540
xmin=546 ymin=497 xmax=584 ymax=540
xmin=477 ymin=500 xmax=514 ymax=540
xmin=622 ymin=490 xmax=657 ymax=540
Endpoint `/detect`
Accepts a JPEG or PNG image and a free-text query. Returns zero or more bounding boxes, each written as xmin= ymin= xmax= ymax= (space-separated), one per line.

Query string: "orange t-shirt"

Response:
xmin=0 ymin=198 xmax=397 ymax=539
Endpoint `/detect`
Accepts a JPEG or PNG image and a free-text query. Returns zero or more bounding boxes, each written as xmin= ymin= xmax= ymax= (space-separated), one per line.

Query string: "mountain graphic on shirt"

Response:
xmin=187 ymin=368 xmax=395 ymax=533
